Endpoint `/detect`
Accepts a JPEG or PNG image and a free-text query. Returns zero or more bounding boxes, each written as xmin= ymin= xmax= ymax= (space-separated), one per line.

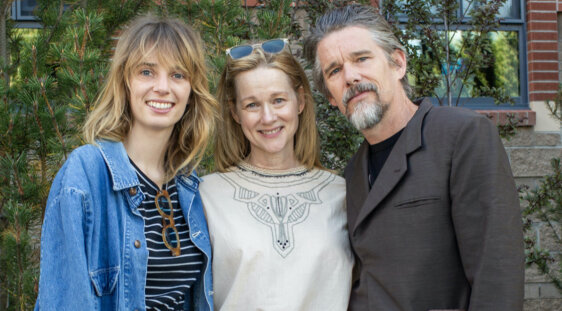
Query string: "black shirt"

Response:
xmin=368 ymin=129 xmax=404 ymax=188
xmin=130 ymin=160 xmax=203 ymax=310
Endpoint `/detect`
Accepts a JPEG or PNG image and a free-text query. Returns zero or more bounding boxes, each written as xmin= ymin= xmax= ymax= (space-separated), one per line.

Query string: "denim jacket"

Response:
xmin=35 ymin=140 xmax=213 ymax=311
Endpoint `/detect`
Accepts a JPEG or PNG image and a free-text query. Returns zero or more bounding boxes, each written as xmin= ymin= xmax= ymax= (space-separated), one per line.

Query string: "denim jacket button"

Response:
xmin=134 ymin=240 xmax=141 ymax=248
xmin=129 ymin=187 xmax=137 ymax=195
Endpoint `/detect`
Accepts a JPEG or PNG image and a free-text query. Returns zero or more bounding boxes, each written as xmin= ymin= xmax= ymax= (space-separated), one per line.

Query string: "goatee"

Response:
xmin=343 ymin=82 xmax=387 ymax=131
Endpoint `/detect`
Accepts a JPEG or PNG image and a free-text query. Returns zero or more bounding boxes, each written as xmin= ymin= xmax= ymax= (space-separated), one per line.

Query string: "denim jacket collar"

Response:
xmin=96 ymin=140 xmax=202 ymax=192
xmin=97 ymin=140 xmax=139 ymax=191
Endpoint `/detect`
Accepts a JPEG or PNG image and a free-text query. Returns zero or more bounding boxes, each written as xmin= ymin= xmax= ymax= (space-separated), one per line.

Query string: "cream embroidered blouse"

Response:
xmin=200 ymin=162 xmax=353 ymax=311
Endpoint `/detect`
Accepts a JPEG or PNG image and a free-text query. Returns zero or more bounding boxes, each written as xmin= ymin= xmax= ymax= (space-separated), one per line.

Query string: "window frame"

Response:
xmin=11 ymin=0 xmax=40 ymax=28
xmin=389 ymin=0 xmax=528 ymax=109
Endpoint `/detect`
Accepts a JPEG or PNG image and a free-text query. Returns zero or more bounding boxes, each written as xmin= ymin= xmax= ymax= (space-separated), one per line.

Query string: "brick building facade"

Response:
xmin=519 ymin=2 xmax=562 ymax=309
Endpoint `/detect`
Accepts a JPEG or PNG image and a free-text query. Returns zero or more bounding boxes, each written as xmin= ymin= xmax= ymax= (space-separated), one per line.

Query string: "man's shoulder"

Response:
xmin=423 ymin=104 xmax=494 ymax=133
xmin=428 ymin=104 xmax=486 ymax=123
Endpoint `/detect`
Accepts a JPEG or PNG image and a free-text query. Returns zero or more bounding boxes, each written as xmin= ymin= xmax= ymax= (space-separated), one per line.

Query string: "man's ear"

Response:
xmin=391 ymin=49 xmax=407 ymax=79
xmin=229 ymin=101 xmax=240 ymax=124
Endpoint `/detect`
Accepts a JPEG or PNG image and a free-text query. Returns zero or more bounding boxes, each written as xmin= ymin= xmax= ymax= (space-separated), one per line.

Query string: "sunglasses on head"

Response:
xmin=226 ymin=38 xmax=290 ymax=59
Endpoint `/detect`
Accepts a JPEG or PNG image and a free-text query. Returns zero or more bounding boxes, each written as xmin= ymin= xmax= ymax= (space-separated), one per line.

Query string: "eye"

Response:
xmin=273 ymin=98 xmax=285 ymax=104
xmin=140 ymin=69 xmax=152 ymax=76
xmin=172 ymin=72 xmax=185 ymax=79
xmin=357 ymin=56 xmax=369 ymax=62
xmin=245 ymin=102 xmax=258 ymax=109
xmin=328 ymin=67 xmax=340 ymax=77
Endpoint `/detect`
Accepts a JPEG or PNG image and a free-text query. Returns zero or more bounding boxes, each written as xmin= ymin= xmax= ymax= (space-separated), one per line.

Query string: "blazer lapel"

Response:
xmin=345 ymin=142 xmax=370 ymax=231
xmin=351 ymin=99 xmax=433 ymax=235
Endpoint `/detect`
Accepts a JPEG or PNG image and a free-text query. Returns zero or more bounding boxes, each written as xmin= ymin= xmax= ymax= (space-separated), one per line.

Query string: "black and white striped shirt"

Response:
xmin=131 ymin=161 xmax=203 ymax=311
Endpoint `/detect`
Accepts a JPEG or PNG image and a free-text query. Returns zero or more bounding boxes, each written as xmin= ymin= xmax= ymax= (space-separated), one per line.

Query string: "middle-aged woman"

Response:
xmin=199 ymin=39 xmax=353 ymax=310
xmin=35 ymin=15 xmax=218 ymax=310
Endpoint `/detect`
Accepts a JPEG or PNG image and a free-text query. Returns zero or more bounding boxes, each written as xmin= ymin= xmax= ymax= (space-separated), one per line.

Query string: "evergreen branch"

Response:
xmin=31 ymin=98 xmax=47 ymax=186
xmin=9 ymin=153 xmax=25 ymax=199
xmin=274 ymin=0 xmax=285 ymax=35
xmin=44 ymin=1 xmax=76 ymax=47
xmin=39 ymin=80 xmax=67 ymax=160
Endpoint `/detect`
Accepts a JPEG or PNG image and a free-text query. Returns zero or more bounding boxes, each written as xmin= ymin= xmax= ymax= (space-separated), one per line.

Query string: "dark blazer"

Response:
xmin=346 ymin=99 xmax=524 ymax=311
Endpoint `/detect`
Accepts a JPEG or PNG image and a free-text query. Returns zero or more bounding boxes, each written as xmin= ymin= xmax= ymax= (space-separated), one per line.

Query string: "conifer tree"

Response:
xmin=0 ymin=1 xmax=148 ymax=309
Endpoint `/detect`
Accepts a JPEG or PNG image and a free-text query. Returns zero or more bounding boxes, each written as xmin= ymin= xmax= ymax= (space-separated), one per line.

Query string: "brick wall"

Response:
xmin=528 ymin=0 xmax=560 ymax=101
xmin=559 ymin=12 xmax=562 ymax=82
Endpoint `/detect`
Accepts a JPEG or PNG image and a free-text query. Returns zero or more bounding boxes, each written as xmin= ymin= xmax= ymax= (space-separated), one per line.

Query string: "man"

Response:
xmin=303 ymin=4 xmax=524 ymax=311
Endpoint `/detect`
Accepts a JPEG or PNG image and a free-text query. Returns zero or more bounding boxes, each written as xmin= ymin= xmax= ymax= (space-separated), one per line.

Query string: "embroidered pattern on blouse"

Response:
xmin=220 ymin=168 xmax=335 ymax=257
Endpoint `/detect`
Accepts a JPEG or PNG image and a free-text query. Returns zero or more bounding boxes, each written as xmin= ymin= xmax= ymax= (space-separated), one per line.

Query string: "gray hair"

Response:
xmin=303 ymin=4 xmax=412 ymax=99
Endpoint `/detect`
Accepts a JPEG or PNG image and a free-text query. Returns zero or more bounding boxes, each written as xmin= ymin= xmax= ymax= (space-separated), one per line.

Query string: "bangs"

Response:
xmin=152 ymin=37 xmax=191 ymax=74
xmin=125 ymin=26 xmax=193 ymax=80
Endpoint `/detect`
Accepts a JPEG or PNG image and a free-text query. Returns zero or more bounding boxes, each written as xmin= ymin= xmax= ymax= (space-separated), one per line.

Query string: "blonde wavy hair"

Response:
xmin=83 ymin=15 xmax=218 ymax=179
xmin=215 ymin=47 xmax=322 ymax=172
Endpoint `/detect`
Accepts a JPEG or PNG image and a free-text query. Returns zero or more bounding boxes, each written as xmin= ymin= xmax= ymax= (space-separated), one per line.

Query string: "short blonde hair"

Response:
xmin=83 ymin=15 xmax=219 ymax=179
xmin=215 ymin=48 xmax=322 ymax=172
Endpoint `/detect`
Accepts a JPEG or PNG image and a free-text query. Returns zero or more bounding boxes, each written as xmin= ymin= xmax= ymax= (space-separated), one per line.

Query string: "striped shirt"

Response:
xmin=131 ymin=161 xmax=203 ymax=311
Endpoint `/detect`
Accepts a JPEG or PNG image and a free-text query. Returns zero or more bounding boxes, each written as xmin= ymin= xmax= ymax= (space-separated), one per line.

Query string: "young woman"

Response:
xmin=200 ymin=39 xmax=353 ymax=310
xmin=35 ymin=15 xmax=218 ymax=311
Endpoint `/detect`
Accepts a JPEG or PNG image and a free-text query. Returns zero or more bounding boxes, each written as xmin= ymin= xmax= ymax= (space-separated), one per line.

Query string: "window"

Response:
xmin=387 ymin=0 xmax=527 ymax=109
xmin=11 ymin=0 xmax=37 ymax=21
xmin=462 ymin=0 xmax=521 ymax=19
xmin=11 ymin=0 xmax=39 ymax=28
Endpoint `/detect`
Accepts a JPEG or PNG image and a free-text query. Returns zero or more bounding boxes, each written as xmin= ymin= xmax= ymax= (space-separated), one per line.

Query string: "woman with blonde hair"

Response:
xmin=200 ymin=39 xmax=353 ymax=310
xmin=36 ymin=15 xmax=218 ymax=311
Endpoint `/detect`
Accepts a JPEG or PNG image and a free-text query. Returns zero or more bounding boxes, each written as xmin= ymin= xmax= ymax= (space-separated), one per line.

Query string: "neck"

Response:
xmin=124 ymin=126 xmax=173 ymax=188
xmin=246 ymin=151 xmax=301 ymax=171
xmin=362 ymin=96 xmax=418 ymax=145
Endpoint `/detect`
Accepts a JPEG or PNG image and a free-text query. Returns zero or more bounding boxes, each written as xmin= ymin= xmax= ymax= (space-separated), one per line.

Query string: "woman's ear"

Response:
xmin=230 ymin=101 xmax=240 ymax=124
xmin=297 ymin=87 xmax=305 ymax=114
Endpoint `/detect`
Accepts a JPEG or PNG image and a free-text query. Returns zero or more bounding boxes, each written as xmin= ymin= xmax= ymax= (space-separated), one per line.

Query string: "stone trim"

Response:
xmin=477 ymin=110 xmax=537 ymax=127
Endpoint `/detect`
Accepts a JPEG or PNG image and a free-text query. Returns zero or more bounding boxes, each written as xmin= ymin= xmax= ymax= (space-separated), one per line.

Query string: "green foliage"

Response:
xmin=546 ymin=85 xmax=562 ymax=122
xmin=521 ymin=158 xmax=562 ymax=290
xmin=494 ymin=114 xmax=517 ymax=139
xmin=315 ymin=92 xmax=363 ymax=170
xmin=158 ymin=0 xmax=251 ymax=91
xmin=0 ymin=201 xmax=41 ymax=311
xmin=0 ymin=1 xmax=147 ymax=309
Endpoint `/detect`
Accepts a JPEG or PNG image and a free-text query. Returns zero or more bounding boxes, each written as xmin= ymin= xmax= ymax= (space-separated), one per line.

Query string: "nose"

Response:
xmin=344 ymin=64 xmax=361 ymax=87
xmin=153 ymin=75 xmax=170 ymax=93
xmin=261 ymin=103 xmax=277 ymax=124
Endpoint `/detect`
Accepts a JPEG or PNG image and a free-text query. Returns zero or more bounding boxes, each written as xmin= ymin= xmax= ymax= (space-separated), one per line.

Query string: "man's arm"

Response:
xmin=449 ymin=114 xmax=525 ymax=311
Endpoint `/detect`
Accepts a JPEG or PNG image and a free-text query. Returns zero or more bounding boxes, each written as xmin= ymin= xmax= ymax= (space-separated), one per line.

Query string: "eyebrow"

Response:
xmin=238 ymin=95 xmax=257 ymax=104
xmin=270 ymin=91 xmax=289 ymax=98
xmin=138 ymin=62 xmax=156 ymax=67
xmin=137 ymin=62 xmax=187 ymax=73
xmin=322 ymin=49 xmax=374 ymax=75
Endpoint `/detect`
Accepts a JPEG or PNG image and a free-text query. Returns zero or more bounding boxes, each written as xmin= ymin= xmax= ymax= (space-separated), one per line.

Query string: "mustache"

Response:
xmin=342 ymin=83 xmax=378 ymax=106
